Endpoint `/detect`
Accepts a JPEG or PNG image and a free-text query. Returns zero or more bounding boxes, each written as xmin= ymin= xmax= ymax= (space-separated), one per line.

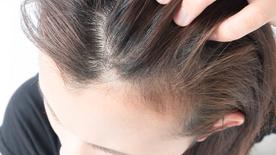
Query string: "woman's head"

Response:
xmin=21 ymin=0 xmax=276 ymax=155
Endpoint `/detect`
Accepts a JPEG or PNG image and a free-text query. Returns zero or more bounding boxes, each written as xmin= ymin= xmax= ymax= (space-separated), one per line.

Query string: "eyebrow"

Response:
xmin=37 ymin=81 xmax=131 ymax=155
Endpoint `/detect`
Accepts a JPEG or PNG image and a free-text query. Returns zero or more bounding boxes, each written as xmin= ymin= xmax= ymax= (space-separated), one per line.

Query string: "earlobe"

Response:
xmin=196 ymin=111 xmax=245 ymax=142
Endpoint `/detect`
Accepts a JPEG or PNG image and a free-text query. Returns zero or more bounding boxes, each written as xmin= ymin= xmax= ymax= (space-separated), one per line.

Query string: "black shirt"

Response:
xmin=0 ymin=73 xmax=274 ymax=155
xmin=0 ymin=74 xmax=60 ymax=155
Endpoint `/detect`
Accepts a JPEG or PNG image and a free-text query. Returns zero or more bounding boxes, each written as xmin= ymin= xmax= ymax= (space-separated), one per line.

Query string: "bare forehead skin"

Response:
xmin=38 ymin=51 xmax=186 ymax=137
xmin=39 ymin=51 xmax=184 ymax=121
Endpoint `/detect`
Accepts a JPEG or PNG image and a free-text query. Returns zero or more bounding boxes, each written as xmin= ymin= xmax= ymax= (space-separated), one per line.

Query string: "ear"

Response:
xmin=196 ymin=111 xmax=245 ymax=142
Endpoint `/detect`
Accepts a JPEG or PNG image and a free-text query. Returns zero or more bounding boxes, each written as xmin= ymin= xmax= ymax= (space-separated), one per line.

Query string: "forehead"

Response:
xmin=38 ymin=52 xmax=184 ymax=145
xmin=38 ymin=51 xmax=180 ymax=119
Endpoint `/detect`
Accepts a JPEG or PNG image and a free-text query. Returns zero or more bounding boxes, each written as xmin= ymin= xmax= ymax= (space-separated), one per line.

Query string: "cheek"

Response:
xmin=43 ymin=101 xmax=63 ymax=138
xmin=44 ymin=102 xmax=82 ymax=153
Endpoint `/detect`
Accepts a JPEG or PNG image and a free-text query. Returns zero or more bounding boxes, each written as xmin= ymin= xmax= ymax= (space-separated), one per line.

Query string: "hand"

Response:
xmin=156 ymin=0 xmax=276 ymax=42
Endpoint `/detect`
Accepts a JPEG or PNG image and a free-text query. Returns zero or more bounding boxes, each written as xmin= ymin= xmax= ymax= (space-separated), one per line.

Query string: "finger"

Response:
xmin=209 ymin=0 xmax=273 ymax=42
xmin=156 ymin=0 xmax=173 ymax=5
xmin=174 ymin=0 xmax=216 ymax=26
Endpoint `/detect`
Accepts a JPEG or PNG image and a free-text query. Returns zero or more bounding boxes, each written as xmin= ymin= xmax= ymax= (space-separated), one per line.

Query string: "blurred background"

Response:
xmin=0 ymin=1 xmax=275 ymax=155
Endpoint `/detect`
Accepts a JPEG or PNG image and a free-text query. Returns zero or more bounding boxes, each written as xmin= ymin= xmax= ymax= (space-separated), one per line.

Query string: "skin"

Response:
xmin=156 ymin=0 xmax=276 ymax=42
xmin=38 ymin=51 xmax=244 ymax=155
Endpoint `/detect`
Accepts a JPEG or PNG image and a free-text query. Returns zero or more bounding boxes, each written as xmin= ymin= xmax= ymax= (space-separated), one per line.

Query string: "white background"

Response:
xmin=0 ymin=1 xmax=275 ymax=155
xmin=0 ymin=0 xmax=38 ymax=125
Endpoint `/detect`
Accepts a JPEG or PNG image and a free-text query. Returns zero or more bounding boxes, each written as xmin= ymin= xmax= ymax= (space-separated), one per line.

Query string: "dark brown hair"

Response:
xmin=21 ymin=0 xmax=276 ymax=154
